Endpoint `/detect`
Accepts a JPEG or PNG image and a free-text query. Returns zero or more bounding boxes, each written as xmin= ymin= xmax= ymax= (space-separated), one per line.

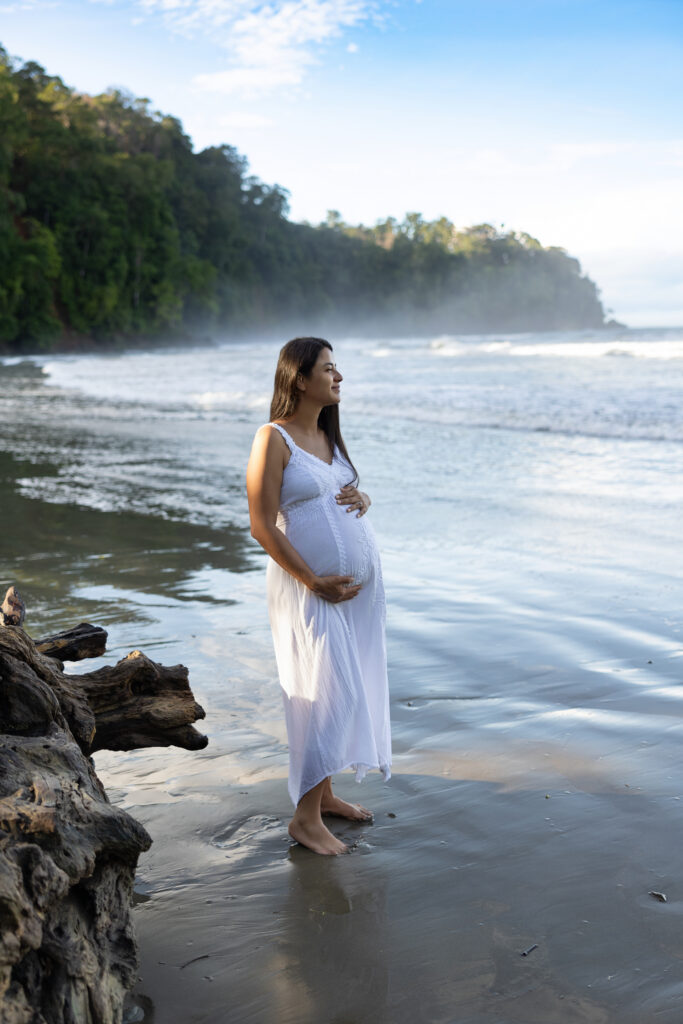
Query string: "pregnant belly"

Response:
xmin=285 ymin=504 xmax=377 ymax=586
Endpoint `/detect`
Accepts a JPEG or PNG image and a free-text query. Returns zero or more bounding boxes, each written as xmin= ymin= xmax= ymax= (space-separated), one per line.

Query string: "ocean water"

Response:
xmin=3 ymin=325 xmax=683 ymax=710
xmin=3 ymin=327 xmax=683 ymax=1022
xmin=2 ymin=323 xmax=682 ymax=594
xmin=3 ymin=324 xmax=683 ymax=751
xmin=4 ymin=327 xmax=683 ymax=527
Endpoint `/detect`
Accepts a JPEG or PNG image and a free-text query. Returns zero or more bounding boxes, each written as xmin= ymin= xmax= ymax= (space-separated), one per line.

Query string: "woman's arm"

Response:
xmin=247 ymin=426 xmax=361 ymax=603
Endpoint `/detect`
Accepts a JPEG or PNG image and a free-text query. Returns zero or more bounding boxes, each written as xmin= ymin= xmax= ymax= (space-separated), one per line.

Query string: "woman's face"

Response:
xmin=300 ymin=347 xmax=343 ymax=406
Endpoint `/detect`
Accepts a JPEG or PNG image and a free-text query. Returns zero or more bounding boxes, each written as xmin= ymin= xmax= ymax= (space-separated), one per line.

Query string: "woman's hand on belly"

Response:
xmin=311 ymin=574 xmax=362 ymax=603
xmin=335 ymin=485 xmax=371 ymax=517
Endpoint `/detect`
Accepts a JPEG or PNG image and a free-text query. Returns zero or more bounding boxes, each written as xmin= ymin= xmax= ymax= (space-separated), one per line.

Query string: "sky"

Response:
xmin=2 ymin=0 xmax=682 ymax=326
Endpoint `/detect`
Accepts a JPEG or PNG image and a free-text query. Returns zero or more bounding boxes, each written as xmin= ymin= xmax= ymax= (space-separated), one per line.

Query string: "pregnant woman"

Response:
xmin=247 ymin=337 xmax=391 ymax=855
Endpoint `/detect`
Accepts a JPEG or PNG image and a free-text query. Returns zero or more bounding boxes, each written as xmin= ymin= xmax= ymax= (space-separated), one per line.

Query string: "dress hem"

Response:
xmin=291 ymin=760 xmax=392 ymax=807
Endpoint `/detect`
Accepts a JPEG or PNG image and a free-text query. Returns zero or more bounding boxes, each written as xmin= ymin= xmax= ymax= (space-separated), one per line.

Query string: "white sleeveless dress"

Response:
xmin=264 ymin=422 xmax=392 ymax=806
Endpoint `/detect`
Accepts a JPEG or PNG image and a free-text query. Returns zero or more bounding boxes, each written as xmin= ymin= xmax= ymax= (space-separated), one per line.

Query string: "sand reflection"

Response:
xmin=270 ymin=848 xmax=389 ymax=1024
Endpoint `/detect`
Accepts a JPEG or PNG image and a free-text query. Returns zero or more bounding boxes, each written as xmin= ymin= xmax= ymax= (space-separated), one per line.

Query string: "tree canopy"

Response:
xmin=0 ymin=46 xmax=608 ymax=352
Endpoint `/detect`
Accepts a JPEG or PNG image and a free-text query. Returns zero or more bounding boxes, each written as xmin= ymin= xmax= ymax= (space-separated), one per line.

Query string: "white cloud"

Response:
xmin=217 ymin=110 xmax=274 ymax=127
xmin=130 ymin=0 xmax=380 ymax=95
xmin=195 ymin=66 xmax=302 ymax=93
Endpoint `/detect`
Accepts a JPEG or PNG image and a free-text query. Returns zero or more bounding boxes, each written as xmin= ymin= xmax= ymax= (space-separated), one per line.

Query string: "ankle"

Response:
xmin=291 ymin=807 xmax=321 ymax=826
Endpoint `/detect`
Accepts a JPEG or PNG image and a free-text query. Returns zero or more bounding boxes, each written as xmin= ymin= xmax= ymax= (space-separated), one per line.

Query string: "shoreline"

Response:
xmin=0 ymin=319 xmax=633 ymax=361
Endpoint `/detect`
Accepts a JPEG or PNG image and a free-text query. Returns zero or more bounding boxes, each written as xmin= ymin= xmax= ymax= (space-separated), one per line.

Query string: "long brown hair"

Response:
xmin=269 ymin=337 xmax=358 ymax=484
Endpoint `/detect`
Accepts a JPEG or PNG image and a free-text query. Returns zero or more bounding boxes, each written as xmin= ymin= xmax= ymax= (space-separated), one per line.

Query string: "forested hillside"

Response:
xmin=0 ymin=47 xmax=609 ymax=352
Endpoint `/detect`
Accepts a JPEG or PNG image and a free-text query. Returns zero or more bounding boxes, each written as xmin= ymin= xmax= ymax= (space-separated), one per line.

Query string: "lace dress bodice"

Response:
xmin=269 ymin=422 xmax=377 ymax=588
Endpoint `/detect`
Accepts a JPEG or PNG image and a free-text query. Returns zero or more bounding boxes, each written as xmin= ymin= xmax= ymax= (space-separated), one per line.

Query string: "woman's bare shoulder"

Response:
xmin=251 ymin=423 xmax=291 ymax=464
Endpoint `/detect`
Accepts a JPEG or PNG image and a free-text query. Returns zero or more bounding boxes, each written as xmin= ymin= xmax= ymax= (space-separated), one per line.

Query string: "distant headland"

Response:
xmin=0 ymin=45 xmax=619 ymax=354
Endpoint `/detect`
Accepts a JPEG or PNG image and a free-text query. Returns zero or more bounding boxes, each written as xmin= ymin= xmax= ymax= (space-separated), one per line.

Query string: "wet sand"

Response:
xmin=88 ymin=551 xmax=683 ymax=1024
xmin=112 ymin=768 xmax=683 ymax=1024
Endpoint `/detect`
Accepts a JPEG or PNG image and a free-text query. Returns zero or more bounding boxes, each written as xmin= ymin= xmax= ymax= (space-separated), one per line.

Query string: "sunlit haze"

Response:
xmin=4 ymin=0 xmax=681 ymax=325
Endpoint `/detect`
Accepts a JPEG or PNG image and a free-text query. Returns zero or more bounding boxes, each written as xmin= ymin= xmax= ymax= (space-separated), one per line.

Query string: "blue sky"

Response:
xmin=3 ymin=0 xmax=682 ymax=324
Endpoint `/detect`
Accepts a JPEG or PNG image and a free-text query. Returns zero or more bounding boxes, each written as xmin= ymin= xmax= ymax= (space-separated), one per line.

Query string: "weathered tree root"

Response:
xmin=34 ymin=623 xmax=108 ymax=663
xmin=76 ymin=649 xmax=208 ymax=754
xmin=0 ymin=597 xmax=209 ymax=1023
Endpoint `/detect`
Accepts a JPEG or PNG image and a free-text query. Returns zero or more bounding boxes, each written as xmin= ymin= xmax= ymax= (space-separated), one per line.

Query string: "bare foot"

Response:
xmin=288 ymin=818 xmax=349 ymax=855
xmin=321 ymin=794 xmax=373 ymax=822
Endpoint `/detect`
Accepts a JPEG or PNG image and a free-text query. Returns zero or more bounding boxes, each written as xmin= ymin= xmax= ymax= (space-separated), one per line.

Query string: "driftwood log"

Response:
xmin=0 ymin=589 xmax=208 ymax=1023
xmin=34 ymin=623 xmax=108 ymax=663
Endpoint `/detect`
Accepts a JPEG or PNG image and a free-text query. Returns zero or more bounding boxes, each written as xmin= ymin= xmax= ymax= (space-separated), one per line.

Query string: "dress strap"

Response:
xmin=266 ymin=421 xmax=296 ymax=454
